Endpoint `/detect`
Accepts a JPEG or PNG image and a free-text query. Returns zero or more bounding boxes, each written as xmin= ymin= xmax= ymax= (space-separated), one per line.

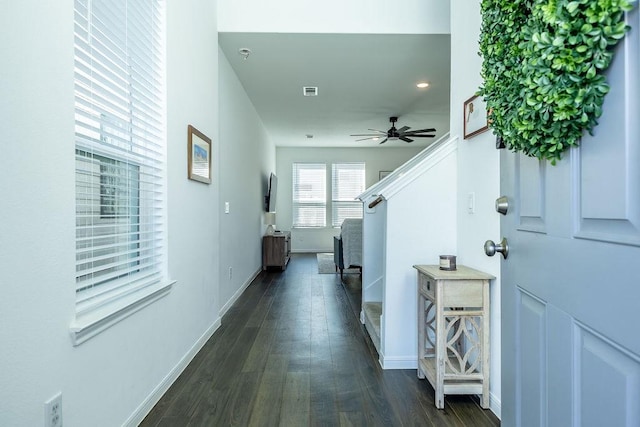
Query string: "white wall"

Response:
xmin=0 ymin=1 xmax=242 ymax=425
xmin=451 ymin=0 xmax=502 ymax=417
xmin=0 ymin=1 xmax=76 ymax=423
xmin=218 ymin=48 xmax=275 ymax=309
xmin=218 ymin=0 xmax=449 ymax=34
xmin=276 ymin=147 xmax=422 ymax=252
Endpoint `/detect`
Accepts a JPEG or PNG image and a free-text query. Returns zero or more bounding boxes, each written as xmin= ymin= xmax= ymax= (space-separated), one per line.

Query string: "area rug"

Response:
xmin=317 ymin=253 xmax=360 ymax=274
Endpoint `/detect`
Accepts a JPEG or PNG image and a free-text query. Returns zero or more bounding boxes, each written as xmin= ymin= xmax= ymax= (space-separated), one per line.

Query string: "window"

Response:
xmin=73 ymin=0 xmax=168 ymax=338
xmin=292 ymin=163 xmax=326 ymax=227
xmin=76 ymin=150 xmax=142 ymax=291
xmin=97 ymin=153 xmax=140 ymax=219
xmin=332 ymin=163 xmax=365 ymax=227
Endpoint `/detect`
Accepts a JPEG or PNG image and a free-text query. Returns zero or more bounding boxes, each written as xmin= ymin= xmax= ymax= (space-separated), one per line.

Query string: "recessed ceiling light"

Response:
xmin=416 ymin=82 xmax=430 ymax=88
xmin=306 ymin=134 xmax=314 ymax=139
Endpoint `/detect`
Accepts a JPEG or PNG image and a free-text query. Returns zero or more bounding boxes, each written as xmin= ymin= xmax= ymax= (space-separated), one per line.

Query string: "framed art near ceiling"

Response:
xmin=463 ymin=95 xmax=489 ymax=139
xmin=379 ymin=171 xmax=392 ymax=181
xmin=187 ymin=124 xmax=212 ymax=184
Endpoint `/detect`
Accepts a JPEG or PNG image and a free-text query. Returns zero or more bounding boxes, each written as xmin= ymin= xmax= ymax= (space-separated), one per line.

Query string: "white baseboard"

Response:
xmin=219 ymin=267 xmax=261 ymax=317
xmin=489 ymin=391 xmax=501 ymax=420
xmin=379 ymin=355 xmax=418 ymax=370
xmin=124 ymin=318 xmax=221 ymax=426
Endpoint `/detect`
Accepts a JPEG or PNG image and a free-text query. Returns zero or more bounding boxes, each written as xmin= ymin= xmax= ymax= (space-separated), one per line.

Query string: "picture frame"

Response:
xmin=463 ymin=95 xmax=489 ymax=139
xmin=379 ymin=171 xmax=392 ymax=181
xmin=187 ymin=124 xmax=212 ymax=184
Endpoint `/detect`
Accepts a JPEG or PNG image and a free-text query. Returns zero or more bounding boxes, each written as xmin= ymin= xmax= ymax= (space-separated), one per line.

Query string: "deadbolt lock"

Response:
xmin=495 ymin=196 xmax=509 ymax=215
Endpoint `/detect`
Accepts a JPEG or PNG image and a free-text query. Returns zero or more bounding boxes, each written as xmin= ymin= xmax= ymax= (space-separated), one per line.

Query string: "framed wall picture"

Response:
xmin=463 ymin=95 xmax=489 ymax=139
xmin=187 ymin=124 xmax=212 ymax=184
xmin=379 ymin=171 xmax=392 ymax=181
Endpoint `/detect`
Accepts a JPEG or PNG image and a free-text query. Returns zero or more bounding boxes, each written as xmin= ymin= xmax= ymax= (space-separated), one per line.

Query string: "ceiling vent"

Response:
xmin=303 ymin=86 xmax=318 ymax=97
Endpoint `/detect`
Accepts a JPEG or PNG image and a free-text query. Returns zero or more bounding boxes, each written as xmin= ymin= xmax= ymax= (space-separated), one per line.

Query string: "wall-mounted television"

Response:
xmin=265 ymin=172 xmax=278 ymax=212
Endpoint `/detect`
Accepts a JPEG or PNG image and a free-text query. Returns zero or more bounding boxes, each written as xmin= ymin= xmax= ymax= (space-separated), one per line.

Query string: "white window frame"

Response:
xmin=331 ymin=162 xmax=365 ymax=227
xmin=70 ymin=0 xmax=173 ymax=345
xmin=292 ymin=163 xmax=327 ymax=228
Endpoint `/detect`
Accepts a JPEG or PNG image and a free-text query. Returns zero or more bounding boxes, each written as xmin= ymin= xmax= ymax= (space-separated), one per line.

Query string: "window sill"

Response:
xmin=69 ymin=280 xmax=176 ymax=346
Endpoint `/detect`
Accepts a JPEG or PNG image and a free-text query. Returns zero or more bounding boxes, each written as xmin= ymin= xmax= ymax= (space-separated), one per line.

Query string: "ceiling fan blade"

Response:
xmin=355 ymin=136 xmax=382 ymax=141
xmin=378 ymin=138 xmax=389 ymax=145
xmin=350 ymin=133 xmax=385 ymax=137
xmin=407 ymin=134 xmax=435 ymax=138
xmin=397 ymin=126 xmax=410 ymax=133
xmin=399 ymin=136 xmax=414 ymax=143
xmin=404 ymin=128 xmax=436 ymax=134
xmin=367 ymin=129 xmax=387 ymax=133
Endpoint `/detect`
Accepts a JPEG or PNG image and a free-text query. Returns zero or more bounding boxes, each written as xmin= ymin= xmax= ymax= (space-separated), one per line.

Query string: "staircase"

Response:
xmin=357 ymin=133 xmax=458 ymax=369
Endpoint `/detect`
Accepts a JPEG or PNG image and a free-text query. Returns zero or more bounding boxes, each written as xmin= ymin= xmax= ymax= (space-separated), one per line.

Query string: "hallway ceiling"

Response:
xmin=219 ymin=33 xmax=451 ymax=148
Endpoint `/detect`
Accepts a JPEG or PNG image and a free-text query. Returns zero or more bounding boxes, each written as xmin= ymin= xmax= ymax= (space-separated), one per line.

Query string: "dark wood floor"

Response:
xmin=140 ymin=253 xmax=500 ymax=426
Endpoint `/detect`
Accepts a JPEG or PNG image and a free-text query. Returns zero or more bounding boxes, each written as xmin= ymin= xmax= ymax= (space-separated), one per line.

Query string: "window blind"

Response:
xmin=332 ymin=163 xmax=365 ymax=227
xmin=74 ymin=0 xmax=165 ymax=312
xmin=292 ymin=163 xmax=326 ymax=228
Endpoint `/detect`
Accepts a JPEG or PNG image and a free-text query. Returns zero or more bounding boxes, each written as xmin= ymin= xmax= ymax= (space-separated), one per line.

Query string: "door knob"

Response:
xmin=484 ymin=237 xmax=509 ymax=259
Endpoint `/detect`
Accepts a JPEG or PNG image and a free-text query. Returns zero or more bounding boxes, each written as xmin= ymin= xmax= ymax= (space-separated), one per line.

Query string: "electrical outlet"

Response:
xmin=228 ymin=266 xmax=232 ymax=279
xmin=45 ymin=392 xmax=62 ymax=427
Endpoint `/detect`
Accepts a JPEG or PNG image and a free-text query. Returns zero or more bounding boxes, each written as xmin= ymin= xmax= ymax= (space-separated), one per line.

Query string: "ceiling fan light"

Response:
xmin=416 ymin=82 xmax=430 ymax=88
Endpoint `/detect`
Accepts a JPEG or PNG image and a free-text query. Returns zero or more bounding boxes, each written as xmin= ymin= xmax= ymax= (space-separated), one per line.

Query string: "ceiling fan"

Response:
xmin=351 ymin=116 xmax=436 ymax=144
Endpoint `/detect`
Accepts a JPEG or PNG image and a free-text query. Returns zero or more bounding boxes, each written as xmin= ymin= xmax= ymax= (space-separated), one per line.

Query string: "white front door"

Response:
xmin=498 ymin=7 xmax=640 ymax=426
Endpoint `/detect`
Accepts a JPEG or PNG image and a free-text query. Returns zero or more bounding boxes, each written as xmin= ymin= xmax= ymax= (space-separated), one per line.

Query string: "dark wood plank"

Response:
xmin=447 ymin=394 xmax=500 ymax=427
xmin=241 ymin=323 xmax=277 ymax=373
xmin=279 ymin=371 xmax=310 ymax=426
xmin=189 ymin=371 xmax=259 ymax=426
xmin=339 ymin=411 xmax=368 ymax=427
xmin=309 ymin=369 xmax=340 ymax=426
xmin=247 ymin=354 xmax=288 ymax=426
xmin=185 ymin=385 xmax=230 ymax=427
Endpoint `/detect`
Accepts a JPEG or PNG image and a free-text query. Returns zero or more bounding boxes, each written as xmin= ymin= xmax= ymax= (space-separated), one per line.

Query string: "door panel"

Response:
xmin=500 ymin=7 xmax=640 ymax=426
xmin=574 ymin=5 xmax=640 ymax=246
xmin=516 ymin=289 xmax=547 ymax=426
xmin=517 ymin=155 xmax=546 ymax=233
xmin=577 ymin=325 xmax=640 ymax=427
xmin=576 ymin=113 xmax=640 ymax=245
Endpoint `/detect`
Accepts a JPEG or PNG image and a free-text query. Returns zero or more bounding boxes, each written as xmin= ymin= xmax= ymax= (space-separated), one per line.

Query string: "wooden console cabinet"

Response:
xmin=413 ymin=264 xmax=494 ymax=409
xmin=262 ymin=231 xmax=291 ymax=270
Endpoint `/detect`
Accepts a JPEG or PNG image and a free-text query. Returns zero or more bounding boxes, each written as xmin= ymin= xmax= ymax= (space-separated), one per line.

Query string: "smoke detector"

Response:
xmin=238 ymin=48 xmax=251 ymax=60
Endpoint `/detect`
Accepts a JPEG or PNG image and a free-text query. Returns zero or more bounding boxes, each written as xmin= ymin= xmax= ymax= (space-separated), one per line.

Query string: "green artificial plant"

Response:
xmin=479 ymin=0 xmax=632 ymax=164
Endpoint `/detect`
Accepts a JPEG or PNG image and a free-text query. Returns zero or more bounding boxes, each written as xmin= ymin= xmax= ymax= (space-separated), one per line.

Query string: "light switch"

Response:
xmin=224 ymin=202 xmax=230 ymax=214
xmin=467 ymin=192 xmax=475 ymax=214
